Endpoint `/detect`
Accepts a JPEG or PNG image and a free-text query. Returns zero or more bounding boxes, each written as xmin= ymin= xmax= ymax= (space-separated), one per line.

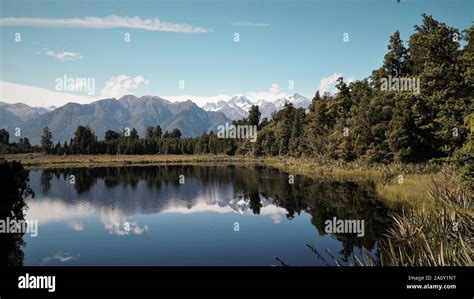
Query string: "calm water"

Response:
xmin=21 ymin=165 xmax=394 ymax=266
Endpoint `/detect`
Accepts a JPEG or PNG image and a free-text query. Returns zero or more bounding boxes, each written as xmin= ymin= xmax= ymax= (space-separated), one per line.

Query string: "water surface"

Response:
xmin=22 ymin=165 xmax=394 ymax=266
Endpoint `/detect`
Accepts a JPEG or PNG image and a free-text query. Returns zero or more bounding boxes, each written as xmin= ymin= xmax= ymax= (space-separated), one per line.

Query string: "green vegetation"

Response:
xmin=0 ymin=160 xmax=33 ymax=266
xmin=380 ymin=171 xmax=473 ymax=266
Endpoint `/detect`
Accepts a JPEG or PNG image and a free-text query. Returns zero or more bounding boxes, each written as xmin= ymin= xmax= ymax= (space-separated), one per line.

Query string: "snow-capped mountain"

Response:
xmin=0 ymin=102 xmax=56 ymax=122
xmin=202 ymin=93 xmax=310 ymax=120
xmin=202 ymin=94 xmax=254 ymax=120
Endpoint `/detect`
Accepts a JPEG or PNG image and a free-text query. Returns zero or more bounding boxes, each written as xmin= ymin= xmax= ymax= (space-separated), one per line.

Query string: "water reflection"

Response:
xmin=22 ymin=165 xmax=397 ymax=265
xmin=0 ymin=160 xmax=33 ymax=267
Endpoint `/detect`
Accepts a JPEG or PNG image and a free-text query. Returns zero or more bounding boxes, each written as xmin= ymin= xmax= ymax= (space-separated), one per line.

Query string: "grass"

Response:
xmin=0 ymin=153 xmax=253 ymax=168
xmin=376 ymin=173 xmax=442 ymax=209
xmin=1 ymin=153 xmax=444 ymax=208
xmin=379 ymin=170 xmax=473 ymax=266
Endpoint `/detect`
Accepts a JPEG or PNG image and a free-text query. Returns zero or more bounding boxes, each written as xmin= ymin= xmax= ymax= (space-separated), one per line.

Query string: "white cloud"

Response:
xmin=100 ymin=75 xmax=149 ymax=99
xmin=42 ymin=251 xmax=79 ymax=265
xmin=0 ymin=81 xmax=94 ymax=107
xmin=243 ymin=83 xmax=289 ymax=101
xmin=26 ymin=198 xmax=147 ymax=236
xmin=26 ymin=197 xmax=93 ymax=223
xmin=268 ymin=83 xmax=280 ymax=94
xmin=318 ymin=73 xmax=357 ymax=95
xmin=99 ymin=209 xmax=148 ymax=236
xmin=346 ymin=76 xmax=356 ymax=84
xmin=0 ymin=15 xmax=212 ymax=33
xmin=0 ymin=75 xmax=149 ymax=107
xmin=44 ymin=48 xmax=82 ymax=62
xmin=318 ymin=73 xmax=342 ymax=95
xmin=271 ymin=213 xmax=282 ymax=224
xmin=232 ymin=21 xmax=271 ymax=27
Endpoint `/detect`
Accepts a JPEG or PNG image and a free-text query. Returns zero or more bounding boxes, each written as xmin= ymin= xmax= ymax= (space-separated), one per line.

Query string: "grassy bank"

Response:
xmin=1 ymin=153 xmax=253 ymax=168
xmin=266 ymin=157 xmax=443 ymax=208
xmin=2 ymin=153 xmax=443 ymax=208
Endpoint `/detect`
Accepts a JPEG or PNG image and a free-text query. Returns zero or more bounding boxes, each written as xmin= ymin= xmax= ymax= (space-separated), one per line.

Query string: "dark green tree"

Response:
xmin=40 ymin=127 xmax=53 ymax=154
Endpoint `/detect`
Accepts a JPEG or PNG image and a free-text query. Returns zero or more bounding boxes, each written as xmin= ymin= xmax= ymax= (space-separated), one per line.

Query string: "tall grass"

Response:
xmin=379 ymin=170 xmax=473 ymax=266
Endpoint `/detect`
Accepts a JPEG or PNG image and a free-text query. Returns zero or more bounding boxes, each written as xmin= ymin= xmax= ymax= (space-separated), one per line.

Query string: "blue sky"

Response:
xmin=0 ymin=0 xmax=472 ymax=107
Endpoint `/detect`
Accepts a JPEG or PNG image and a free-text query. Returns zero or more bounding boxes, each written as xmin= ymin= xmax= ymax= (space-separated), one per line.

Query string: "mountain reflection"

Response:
xmin=28 ymin=165 xmax=396 ymax=261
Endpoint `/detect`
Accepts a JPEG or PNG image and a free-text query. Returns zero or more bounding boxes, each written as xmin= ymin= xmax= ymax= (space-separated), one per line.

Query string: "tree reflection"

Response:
xmin=38 ymin=165 xmax=397 ymax=261
xmin=0 ymin=160 xmax=33 ymax=266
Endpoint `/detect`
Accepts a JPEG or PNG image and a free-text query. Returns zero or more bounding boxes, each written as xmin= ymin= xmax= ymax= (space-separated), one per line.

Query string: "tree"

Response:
xmin=277 ymin=103 xmax=295 ymax=155
xmin=306 ymin=91 xmax=329 ymax=155
xmin=40 ymin=127 xmax=53 ymax=154
xmin=146 ymin=127 xmax=155 ymax=139
xmin=373 ymin=30 xmax=409 ymax=82
xmin=54 ymin=142 xmax=62 ymax=155
xmin=72 ymin=126 xmax=97 ymax=154
xmin=289 ymin=108 xmax=305 ymax=156
xmin=63 ymin=141 xmax=69 ymax=155
xmin=0 ymin=129 xmax=9 ymax=145
xmin=170 ymin=128 xmax=182 ymax=139
xmin=130 ymin=128 xmax=139 ymax=140
xmin=105 ymin=130 xmax=120 ymax=141
xmin=154 ymin=125 xmax=163 ymax=139
xmin=247 ymin=105 xmax=261 ymax=128
xmin=385 ymin=94 xmax=427 ymax=162
xmin=18 ymin=138 xmax=31 ymax=153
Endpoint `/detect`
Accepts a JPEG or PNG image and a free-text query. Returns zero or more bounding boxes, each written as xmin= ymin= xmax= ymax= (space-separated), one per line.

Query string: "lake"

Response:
xmin=21 ymin=165 xmax=395 ymax=266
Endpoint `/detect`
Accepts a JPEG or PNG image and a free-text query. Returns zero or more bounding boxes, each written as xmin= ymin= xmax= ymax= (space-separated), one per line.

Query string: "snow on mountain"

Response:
xmin=201 ymin=93 xmax=310 ymax=120
xmin=0 ymin=102 xmax=56 ymax=122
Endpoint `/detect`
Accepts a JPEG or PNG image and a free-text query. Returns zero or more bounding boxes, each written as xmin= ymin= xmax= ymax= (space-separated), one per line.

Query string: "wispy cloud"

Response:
xmin=44 ymin=48 xmax=82 ymax=62
xmin=41 ymin=251 xmax=79 ymax=265
xmin=232 ymin=20 xmax=271 ymax=27
xmin=0 ymin=15 xmax=212 ymax=33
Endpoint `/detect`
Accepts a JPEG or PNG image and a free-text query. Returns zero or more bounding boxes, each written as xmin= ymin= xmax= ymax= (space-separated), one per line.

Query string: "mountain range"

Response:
xmin=0 ymin=93 xmax=310 ymax=145
xmin=202 ymin=93 xmax=310 ymax=119
xmin=0 ymin=95 xmax=230 ymax=144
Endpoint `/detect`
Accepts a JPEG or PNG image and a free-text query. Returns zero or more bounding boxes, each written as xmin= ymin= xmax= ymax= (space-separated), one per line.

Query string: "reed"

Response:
xmin=379 ymin=170 xmax=473 ymax=266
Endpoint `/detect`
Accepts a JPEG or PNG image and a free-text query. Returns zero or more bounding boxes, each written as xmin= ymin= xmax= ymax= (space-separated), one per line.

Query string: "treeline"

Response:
xmin=255 ymin=15 xmax=473 ymax=164
xmin=0 ymin=15 xmax=472 ymax=168
xmin=0 ymin=130 xmax=40 ymax=154
xmin=32 ymin=125 xmax=240 ymax=156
